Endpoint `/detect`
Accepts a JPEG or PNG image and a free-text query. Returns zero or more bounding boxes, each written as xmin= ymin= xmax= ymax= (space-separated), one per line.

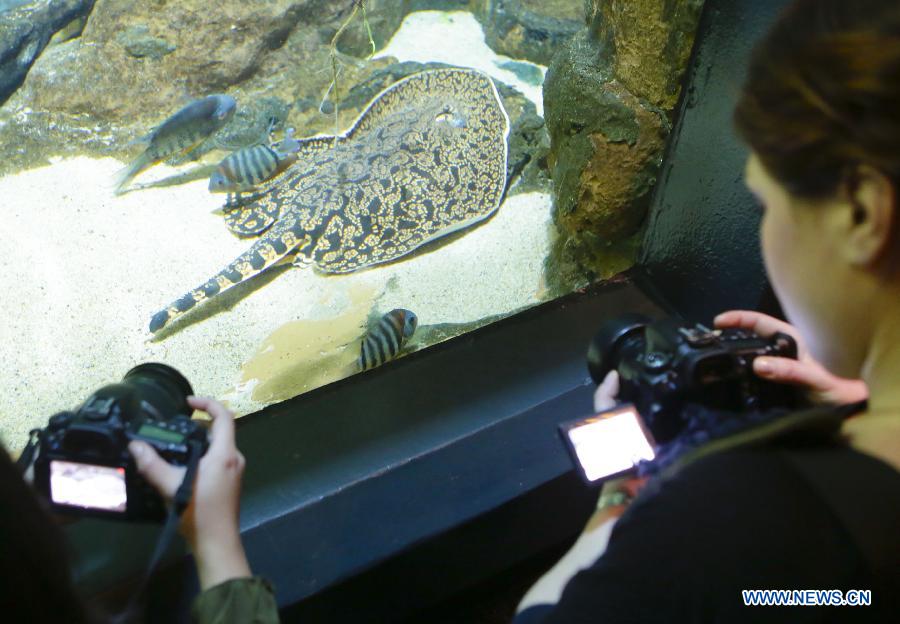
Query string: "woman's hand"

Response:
xmin=714 ymin=310 xmax=868 ymax=405
xmin=518 ymin=372 xmax=646 ymax=613
xmin=591 ymin=370 xmax=649 ymax=515
xmin=593 ymin=370 xmax=621 ymax=413
xmin=128 ymin=396 xmax=251 ymax=590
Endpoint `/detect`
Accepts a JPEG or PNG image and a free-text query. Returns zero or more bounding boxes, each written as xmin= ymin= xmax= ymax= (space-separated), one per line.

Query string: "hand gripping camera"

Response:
xmin=587 ymin=314 xmax=799 ymax=443
xmin=29 ymin=363 xmax=209 ymax=522
xmin=560 ymin=314 xmax=799 ymax=484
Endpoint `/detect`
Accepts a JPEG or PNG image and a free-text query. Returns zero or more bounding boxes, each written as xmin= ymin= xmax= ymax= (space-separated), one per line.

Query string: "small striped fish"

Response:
xmin=358 ymin=309 xmax=419 ymax=371
xmin=208 ymin=129 xmax=300 ymax=197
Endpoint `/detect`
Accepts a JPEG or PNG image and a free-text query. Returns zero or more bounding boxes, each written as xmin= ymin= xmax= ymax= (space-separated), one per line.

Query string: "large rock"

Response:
xmin=0 ymin=0 xmax=398 ymax=174
xmin=0 ymin=0 xmax=95 ymax=105
xmin=0 ymin=0 xmax=550 ymax=201
xmin=588 ymin=0 xmax=704 ymax=111
xmin=27 ymin=0 xmax=348 ymax=116
xmin=542 ymin=0 xmax=703 ymax=293
xmin=497 ymin=80 xmax=551 ymax=194
xmin=476 ymin=0 xmax=583 ymax=66
xmin=334 ymin=0 xmax=471 ymax=58
xmin=334 ymin=0 xmax=583 ymax=66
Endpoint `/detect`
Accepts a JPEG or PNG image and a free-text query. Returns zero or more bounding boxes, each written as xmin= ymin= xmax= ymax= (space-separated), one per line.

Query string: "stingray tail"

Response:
xmin=113 ymin=152 xmax=152 ymax=194
xmin=149 ymin=222 xmax=308 ymax=334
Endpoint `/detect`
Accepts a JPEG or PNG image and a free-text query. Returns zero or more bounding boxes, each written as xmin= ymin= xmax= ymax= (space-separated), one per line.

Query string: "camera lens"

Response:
xmin=121 ymin=363 xmax=194 ymax=422
xmin=587 ymin=313 xmax=651 ymax=384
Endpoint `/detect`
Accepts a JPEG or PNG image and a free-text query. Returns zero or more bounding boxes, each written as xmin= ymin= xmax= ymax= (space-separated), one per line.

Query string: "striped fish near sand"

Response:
xmin=208 ymin=129 xmax=301 ymax=205
xmin=359 ymin=309 xmax=418 ymax=371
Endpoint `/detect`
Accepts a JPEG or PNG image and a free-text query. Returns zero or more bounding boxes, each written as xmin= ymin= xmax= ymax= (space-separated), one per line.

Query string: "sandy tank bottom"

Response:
xmin=0 ymin=9 xmax=555 ymax=453
xmin=0 ymin=156 xmax=554 ymax=452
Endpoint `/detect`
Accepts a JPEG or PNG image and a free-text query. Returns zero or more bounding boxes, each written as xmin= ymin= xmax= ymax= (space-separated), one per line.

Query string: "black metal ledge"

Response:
xmin=236 ymin=277 xmax=667 ymax=613
xmin=68 ymin=276 xmax=667 ymax=622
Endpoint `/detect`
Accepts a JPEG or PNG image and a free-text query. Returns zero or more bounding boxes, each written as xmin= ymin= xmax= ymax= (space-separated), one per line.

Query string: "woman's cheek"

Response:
xmin=760 ymin=211 xmax=800 ymax=323
xmin=760 ymin=213 xmax=782 ymax=287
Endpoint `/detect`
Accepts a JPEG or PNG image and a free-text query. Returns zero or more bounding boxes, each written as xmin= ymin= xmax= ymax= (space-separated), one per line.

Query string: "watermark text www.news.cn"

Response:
xmin=742 ymin=589 xmax=871 ymax=607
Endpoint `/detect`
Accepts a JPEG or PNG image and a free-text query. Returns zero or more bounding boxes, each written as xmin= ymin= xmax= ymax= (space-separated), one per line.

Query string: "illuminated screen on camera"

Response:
xmin=138 ymin=423 xmax=184 ymax=443
xmin=564 ymin=405 xmax=656 ymax=482
xmin=49 ymin=460 xmax=127 ymax=512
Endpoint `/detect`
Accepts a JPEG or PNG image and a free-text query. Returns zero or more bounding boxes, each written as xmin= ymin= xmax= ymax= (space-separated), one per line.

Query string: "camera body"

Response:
xmin=587 ymin=315 xmax=799 ymax=444
xmin=32 ymin=363 xmax=208 ymax=522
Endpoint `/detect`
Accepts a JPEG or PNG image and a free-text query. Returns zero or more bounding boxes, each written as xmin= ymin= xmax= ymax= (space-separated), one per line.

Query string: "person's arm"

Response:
xmin=518 ymin=372 xmax=647 ymax=613
xmin=128 ymin=396 xmax=251 ymax=590
xmin=519 ymin=447 xmax=857 ymax=624
xmin=516 ymin=482 xmax=635 ymax=613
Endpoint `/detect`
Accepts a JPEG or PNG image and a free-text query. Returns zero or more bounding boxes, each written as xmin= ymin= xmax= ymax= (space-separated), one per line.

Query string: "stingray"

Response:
xmin=150 ymin=68 xmax=510 ymax=333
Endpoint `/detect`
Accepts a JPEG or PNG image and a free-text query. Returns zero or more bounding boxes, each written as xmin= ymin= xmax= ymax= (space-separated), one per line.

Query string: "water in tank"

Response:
xmin=1 ymin=0 xmax=697 ymax=453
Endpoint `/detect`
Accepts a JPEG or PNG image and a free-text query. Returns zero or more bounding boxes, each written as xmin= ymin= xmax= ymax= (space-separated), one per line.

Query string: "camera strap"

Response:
xmin=15 ymin=428 xmax=45 ymax=473
xmin=114 ymin=438 xmax=204 ymax=623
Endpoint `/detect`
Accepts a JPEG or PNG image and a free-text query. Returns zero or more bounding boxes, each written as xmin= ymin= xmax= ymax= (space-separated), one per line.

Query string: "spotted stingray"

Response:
xmin=149 ymin=68 xmax=510 ymax=333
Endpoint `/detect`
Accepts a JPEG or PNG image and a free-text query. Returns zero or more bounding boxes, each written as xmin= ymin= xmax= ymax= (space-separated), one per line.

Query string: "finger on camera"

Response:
xmin=594 ymin=371 xmax=620 ymax=412
xmin=714 ymin=310 xmax=797 ymax=340
xmin=753 ymin=356 xmax=820 ymax=387
xmin=189 ymin=396 xmax=236 ymax=454
xmin=129 ymin=440 xmax=185 ymax=498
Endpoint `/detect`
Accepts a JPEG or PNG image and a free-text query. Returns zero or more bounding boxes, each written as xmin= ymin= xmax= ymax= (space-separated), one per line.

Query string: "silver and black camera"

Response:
xmin=30 ymin=363 xmax=208 ymax=522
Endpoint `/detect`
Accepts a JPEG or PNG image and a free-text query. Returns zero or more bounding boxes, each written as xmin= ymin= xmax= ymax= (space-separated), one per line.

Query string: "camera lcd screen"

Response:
xmin=137 ymin=423 xmax=184 ymax=443
xmin=49 ymin=460 xmax=127 ymax=512
xmin=560 ymin=404 xmax=656 ymax=483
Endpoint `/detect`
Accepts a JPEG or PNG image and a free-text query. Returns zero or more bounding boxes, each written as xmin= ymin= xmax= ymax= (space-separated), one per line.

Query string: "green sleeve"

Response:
xmin=191 ymin=576 xmax=280 ymax=624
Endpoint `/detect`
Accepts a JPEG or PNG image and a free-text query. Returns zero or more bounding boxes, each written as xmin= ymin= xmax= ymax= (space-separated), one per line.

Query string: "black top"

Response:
xmin=517 ymin=442 xmax=900 ymax=623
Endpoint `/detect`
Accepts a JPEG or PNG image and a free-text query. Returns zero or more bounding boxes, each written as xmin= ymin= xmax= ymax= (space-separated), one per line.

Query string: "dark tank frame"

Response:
xmin=63 ymin=1 xmax=789 ymax=620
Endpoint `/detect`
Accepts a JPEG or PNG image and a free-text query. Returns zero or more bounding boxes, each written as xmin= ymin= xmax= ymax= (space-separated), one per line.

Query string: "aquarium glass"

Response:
xmin=0 ymin=1 xmax=660 ymax=454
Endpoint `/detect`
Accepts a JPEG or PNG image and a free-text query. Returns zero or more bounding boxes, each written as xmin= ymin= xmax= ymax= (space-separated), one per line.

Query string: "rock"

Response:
xmin=116 ymin=24 xmax=175 ymax=60
xmin=0 ymin=0 xmax=551 ymax=199
xmin=333 ymin=0 xmax=471 ymax=59
xmin=333 ymin=0 xmax=586 ymax=67
xmin=588 ymin=0 xmax=705 ymax=111
xmin=496 ymin=59 xmax=543 ymax=86
xmin=477 ymin=0 xmax=583 ymax=66
xmin=0 ymin=0 xmax=95 ymax=105
xmin=551 ymin=79 xmax=667 ymax=285
xmin=0 ymin=0 xmax=383 ymax=174
xmin=540 ymin=0 xmax=705 ymax=292
xmin=495 ymin=80 xmax=550 ymax=195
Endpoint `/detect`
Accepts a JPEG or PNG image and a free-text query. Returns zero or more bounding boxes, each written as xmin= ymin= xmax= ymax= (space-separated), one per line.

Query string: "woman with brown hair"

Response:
xmin=517 ymin=0 xmax=900 ymax=621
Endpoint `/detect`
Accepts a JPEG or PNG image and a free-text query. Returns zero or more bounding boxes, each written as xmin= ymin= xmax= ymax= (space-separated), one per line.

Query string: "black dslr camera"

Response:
xmin=587 ymin=314 xmax=799 ymax=444
xmin=31 ymin=363 xmax=209 ymax=522
xmin=559 ymin=315 xmax=800 ymax=484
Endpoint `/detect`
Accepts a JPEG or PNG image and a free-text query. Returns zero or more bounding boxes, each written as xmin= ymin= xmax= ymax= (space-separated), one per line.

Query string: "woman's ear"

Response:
xmin=839 ymin=165 xmax=896 ymax=267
